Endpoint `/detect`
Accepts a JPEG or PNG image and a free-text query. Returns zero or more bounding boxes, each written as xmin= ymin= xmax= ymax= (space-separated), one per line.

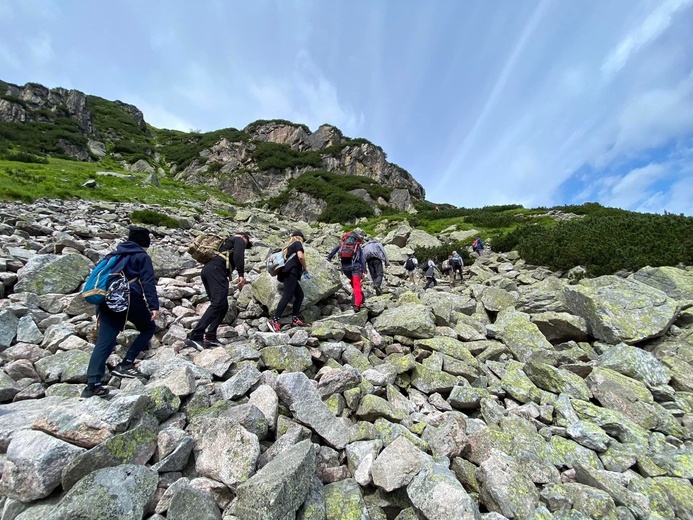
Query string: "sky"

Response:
xmin=1 ymin=0 xmax=692 ymax=215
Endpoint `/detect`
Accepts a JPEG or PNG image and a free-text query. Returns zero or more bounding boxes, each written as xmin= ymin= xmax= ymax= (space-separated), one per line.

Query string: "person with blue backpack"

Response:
xmin=83 ymin=227 xmax=160 ymax=398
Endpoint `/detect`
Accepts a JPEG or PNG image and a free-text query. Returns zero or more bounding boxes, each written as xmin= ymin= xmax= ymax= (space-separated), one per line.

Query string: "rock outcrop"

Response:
xmin=0 ymin=199 xmax=691 ymax=519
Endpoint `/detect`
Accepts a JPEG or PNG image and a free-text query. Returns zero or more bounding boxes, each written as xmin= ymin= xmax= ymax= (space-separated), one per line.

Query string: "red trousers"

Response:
xmin=350 ymin=274 xmax=364 ymax=307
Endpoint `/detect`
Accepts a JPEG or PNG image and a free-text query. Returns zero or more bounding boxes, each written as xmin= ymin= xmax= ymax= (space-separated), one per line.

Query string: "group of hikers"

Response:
xmin=81 ymin=226 xmax=483 ymax=398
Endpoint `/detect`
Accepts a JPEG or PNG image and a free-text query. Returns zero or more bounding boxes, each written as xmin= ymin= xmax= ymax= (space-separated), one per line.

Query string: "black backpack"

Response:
xmin=405 ymin=258 xmax=415 ymax=270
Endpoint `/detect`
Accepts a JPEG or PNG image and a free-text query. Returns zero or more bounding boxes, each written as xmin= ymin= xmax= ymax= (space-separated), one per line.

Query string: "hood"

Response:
xmin=115 ymin=241 xmax=148 ymax=255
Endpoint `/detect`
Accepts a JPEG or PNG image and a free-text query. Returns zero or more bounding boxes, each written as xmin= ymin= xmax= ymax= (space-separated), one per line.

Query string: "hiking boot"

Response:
xmin=81 ymin=384 xmax=109 ymax=398
xmin=111 ymin=362 xmax=142 ymax=379
xmin=204 ymin=338 xmax=225 ymax=348
xmin=353 ymin=305 xmax=361 ymax=312
xmin=186 ymin=338 xmax=206 ymax=351
xmin=291 ymin=317 xmax=310 ymax=327
xmin=375 ymin=286 xmax=382 ymax=296
xmin=269 ymin=319 xmax=282 ymax=333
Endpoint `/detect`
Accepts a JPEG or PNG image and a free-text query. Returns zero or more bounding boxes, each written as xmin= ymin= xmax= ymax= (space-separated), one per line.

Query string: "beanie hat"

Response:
xmin=291 ymin=230 xmax=305 ymax=240
xmin=128 ymin=227 xmax=151 ymax=248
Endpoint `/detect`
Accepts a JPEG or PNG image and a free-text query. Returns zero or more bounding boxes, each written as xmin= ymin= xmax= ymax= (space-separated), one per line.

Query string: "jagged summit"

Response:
xmin=0 ymin=80 xmax=424 ymax=217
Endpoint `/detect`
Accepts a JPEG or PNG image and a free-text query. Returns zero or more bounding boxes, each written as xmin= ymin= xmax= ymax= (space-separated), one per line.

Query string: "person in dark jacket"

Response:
xmin=362 ymin=239 xmax=390 ymax=295
xmin=83 ymin=227 xmax=160 ymax=398
xmin=327 ymin=233 xmax=367 ymax=311
xmin=270 ymin=230 xmax=310 ymax=332
xmin=186 ymin=231 xmax=252 ymax=350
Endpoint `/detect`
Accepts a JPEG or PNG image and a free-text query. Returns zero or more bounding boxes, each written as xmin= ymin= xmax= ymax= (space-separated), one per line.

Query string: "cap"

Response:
xmin=291 ymin=230 xmax=305 ymax=240
xmin=128 ymin=227 xmax=151 ymax=248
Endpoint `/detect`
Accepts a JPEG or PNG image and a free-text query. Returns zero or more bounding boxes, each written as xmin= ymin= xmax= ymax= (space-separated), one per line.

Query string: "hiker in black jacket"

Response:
xmin=270 ymin=230 xmax=310 ymax=332
xmin=83 ymin=227 xmax=160 ymax=398
xmin=186 ymin=232 xmax=252 ymax=351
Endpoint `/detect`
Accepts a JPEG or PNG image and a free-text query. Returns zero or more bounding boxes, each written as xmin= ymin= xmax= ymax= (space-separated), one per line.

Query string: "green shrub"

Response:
xmin=244 ymin=119 xmax=310 ymax=134
xmin=2 ymin=151 xmax=48 ymax=164
xmin=266 ymin=170 xmax=391 ymax=223
xmin=491 ymin=212 xmax=693 ymax=275
xmin=156 ymin=127 xmax=246 ymax=171
xmin=130 ymin=209 xmax=180 ymax=228
xmin=251 ymin=141 xmax=322 ymax=171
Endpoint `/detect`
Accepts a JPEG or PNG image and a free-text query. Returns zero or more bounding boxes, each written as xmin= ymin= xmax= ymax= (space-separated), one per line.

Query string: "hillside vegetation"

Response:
xmin=1 ymin=80 xmax=691 ymax=278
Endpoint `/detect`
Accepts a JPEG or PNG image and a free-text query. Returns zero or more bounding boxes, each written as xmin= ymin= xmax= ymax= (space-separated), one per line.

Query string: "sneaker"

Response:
xmin=81 ymin=385 xmax=109 ymax=398
xmin=291 ymin=317 xmax=310 ymax=327
xmin=186 ymin=338 xmax=206 ymax=351
xmin=204 ymin=338 xmax=225 ymax=348
xmin=269 ymin=319 xmax=282 ymax=333
xmin=111 ymin=362 xmax=141 ymax=379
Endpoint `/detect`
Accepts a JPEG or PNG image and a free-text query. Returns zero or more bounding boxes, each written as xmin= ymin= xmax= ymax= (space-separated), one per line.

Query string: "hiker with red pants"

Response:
xmin=327 ymin=231 xmax=367 ymax=311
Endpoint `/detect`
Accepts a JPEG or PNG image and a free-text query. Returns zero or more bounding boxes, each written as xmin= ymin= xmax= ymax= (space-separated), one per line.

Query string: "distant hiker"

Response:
xmin=404 ymin=253 xmax=419 ymax=284
xmin=423 ymin=258 xmax=440 ymax=290
xmin=186 ymin=231 xmax=252 ymax=351
xmin=435 ymin=206 xmax=440 ymax=212
xmin=441 ymin=257 xmax=452 ymax=278
xmin=270 ymin=230 xmax=310 ymax=332
xmin=450 ymin=250 xmax=464 ymax=286
xmin=362 ymin=239 xmax=390 ymax=295
xmin=327 ymin=231 xmax=366 ymax=311
xmin=83 ymin=227 xmax=160 ymax=398
xmin=473 ymin=237 xmax=484 ymax=256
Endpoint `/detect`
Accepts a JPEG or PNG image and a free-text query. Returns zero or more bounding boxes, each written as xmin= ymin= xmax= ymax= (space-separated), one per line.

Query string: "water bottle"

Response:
xmin=303 ymin=272 xmax=311 ymax=280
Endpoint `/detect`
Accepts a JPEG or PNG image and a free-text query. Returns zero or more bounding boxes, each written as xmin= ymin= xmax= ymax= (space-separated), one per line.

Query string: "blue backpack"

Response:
xmin=82 ymin=255 xmax=123 ymax=305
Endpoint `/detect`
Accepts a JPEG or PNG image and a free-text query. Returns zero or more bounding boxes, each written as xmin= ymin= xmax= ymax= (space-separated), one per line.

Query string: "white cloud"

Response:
xmin=601 ymin=0 xmax=693 ymax=79
xmin=600 ymin=162 xmax=666 ymax=209
xmin=132 ymin=98 xmax=196 ymax=132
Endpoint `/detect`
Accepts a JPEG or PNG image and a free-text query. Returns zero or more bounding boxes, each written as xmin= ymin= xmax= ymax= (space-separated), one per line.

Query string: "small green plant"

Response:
xmin=130 ymin=209 xmax=181 ymax=228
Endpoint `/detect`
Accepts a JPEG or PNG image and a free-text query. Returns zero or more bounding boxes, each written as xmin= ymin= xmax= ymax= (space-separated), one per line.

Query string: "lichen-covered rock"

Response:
xmin=407 ymin=462 xmax=481 ymax=520
xmin=0 ymin=309 xmax=19 ymax=349
xmin=61 ymin=415 xmax=159 ymax=490
xmin=524 ymin=360 xmax=592 ymax=401
xmin=562 ymin=276 xmax=679 ymax=344
xmin=43 ymin=464 xmax=158 ymax=520
xmin=630 ymin=265 xmax=693 ymax=304
xmin=261 ymin=345 xmax=313 ymax=372
xmin=487 ymin=309 xmax=553 ymax=362
xmin=167 ymin=485 xmax=221 ymax=520
xmin=372 ymin=304 xmax=436 ymax=339
xmin=597 ymin=343 xmax=670 ymax=387
xmin=0 ymin=430 xmax=84 ymax=501
xmin=371 ymin=435 xmax=433 ymax=492
xmin=15 ymin=253 xmax=92 ymax=294
xmin=477 ymin=451 xmax=541 ymax=518
xmin=323 ymin=478 xmax=370 ymax=520
xmin=187 ymin=417 xmax=260 ymax=489
xmin=235 ymin=439 xmax=317 ymax=520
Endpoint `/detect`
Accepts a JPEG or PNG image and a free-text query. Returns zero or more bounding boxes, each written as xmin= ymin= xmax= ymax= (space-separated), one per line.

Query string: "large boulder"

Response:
xmin=561 ymin=276 xmax=678 ymax=344
xmin=43 ymin=465 xmax=158 ymax=520
xmin=372 ymin=304 xmax=436 ymax=339
xmin=235 ymin=439 xmax=317 ymax=519
xmin=630 ymin=266 xmax=693 ymax=304
xmin=15 ymin=253 xmax=92 ymax=294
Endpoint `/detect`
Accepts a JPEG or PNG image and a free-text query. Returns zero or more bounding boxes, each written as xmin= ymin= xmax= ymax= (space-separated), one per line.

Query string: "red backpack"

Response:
xmin=339 ymin=232 xmax=362 ymax=260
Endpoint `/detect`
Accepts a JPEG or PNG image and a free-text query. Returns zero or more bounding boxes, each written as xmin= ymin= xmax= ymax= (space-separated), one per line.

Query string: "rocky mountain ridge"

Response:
xmin=0 ymin=200 xmax=692 ymax=519
xmin=0 ymin=80 xmax=424 ymax=214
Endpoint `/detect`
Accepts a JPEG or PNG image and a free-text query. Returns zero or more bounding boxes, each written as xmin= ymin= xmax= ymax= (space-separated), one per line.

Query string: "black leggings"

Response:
xmin=274 ymin=269 xmax=304 ymax=319
xmin=191 ymin=261 xmax=229 ymax=340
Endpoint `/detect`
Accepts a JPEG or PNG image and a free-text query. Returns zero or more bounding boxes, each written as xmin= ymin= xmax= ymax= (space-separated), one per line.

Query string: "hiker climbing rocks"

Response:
xmin=327 ymin=231 xmax=366 ymax=311
xmin=83 ymin=227 xmax=160 ymax=398
xmin=404 ymin=253 xmax=418 ymax=284
xmin=423 ymin=258 xmax=441 ymax=290
xmin=473 ymin=236 xmax=484 ymax=256
xmin=186 ymin=231 xmax=252 ymax=351
xmin=362 ymin=238 xmax=390 ymax=295
xmin=450 ymin=250 xmax=464 ymax=286
xmin=270 ymin=230 xmax=310 ymax=332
